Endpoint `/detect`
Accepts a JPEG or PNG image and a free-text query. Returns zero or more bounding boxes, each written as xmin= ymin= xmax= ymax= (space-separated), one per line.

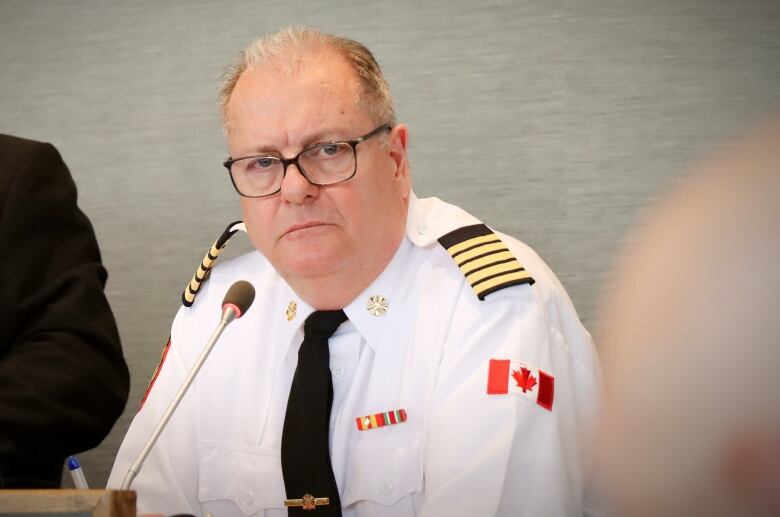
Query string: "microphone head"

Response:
xmin=221 ymin=280 xmax=256 ymax=319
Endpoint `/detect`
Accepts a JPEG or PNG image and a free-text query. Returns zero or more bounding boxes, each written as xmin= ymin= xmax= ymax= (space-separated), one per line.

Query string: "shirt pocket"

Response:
xmin=341 ymin=431 xmax=424 ymax=509
xmin=199 ymin=440 xmax=287 ymax=516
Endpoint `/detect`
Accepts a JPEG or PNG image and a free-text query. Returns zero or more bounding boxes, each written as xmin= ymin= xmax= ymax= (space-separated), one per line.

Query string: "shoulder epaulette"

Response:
xmin=181 ymin=221 xmax=245 ymax=307
xmin=438 ymin=223 xmax=534 ymax=300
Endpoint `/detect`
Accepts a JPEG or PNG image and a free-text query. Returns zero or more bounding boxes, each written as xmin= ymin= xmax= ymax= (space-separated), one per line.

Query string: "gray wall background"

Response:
xmin=1 ymin=0 xmax=778 ymax=489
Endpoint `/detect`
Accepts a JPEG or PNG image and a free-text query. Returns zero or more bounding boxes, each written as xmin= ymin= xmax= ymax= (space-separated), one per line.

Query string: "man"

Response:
xmin=109 ymin=28 xmax=599 ymax=516
xmin=0 ymin=134 xmax=129 ymax=487
xmin=597 ymin=118 xmax=780 ymax=516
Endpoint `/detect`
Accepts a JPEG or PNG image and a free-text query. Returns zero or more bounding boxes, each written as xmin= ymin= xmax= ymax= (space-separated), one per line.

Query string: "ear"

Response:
xmin=388 ymin=124 xmax=409 ymax=181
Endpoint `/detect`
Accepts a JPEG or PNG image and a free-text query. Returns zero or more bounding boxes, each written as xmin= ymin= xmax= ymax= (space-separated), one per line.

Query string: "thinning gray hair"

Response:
xmin=218 ymin=27 xmax=396 ymax=130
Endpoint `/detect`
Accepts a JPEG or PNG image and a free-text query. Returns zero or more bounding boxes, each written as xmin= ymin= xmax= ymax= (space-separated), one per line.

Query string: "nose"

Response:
xmin=279 ymin=163 xmax=319 ymax=205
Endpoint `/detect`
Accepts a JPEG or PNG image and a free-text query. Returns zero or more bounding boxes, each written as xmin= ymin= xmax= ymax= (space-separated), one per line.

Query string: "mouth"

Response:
xmin=282 ymin=221 xmax=331 ymax=237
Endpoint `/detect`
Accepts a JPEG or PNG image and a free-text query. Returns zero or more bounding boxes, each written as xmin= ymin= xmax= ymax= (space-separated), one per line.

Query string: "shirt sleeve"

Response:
xmin=107 ymin=304 xmax=203 ymax=514
xmin=419 ymin=282 xmax=599 ymax=517
xmin=0 ymin=138 xmax=129 ymax=487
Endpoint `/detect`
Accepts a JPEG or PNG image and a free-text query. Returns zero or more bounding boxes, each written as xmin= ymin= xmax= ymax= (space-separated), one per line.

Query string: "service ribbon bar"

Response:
xmin=356 ymin=409 xmax=407 ymax=431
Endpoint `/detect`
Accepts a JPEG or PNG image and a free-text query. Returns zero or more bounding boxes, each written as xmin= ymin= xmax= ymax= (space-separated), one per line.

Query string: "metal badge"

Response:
xmin=286 ymin=301 xmax=297 ymax=321
xmin=366 ymin=295 xmax=388 ymax=316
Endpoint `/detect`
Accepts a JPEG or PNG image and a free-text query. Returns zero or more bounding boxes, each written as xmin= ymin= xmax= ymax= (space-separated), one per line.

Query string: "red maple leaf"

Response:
xmin=512 ymin=367 xmax=537 ymax=393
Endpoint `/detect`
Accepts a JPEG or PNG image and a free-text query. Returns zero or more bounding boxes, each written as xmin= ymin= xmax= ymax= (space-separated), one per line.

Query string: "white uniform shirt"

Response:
xmin=108 ymin=194 xmax=600 ymax=517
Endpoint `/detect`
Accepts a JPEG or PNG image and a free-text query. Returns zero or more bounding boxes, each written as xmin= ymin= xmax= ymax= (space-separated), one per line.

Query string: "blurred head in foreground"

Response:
xmin=598 ymin=118 xmax=780 ymax=517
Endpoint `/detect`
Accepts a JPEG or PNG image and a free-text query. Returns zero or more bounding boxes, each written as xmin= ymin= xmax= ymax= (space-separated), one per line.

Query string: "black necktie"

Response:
xmin=282 ymin=309 xmax=348 ymax=515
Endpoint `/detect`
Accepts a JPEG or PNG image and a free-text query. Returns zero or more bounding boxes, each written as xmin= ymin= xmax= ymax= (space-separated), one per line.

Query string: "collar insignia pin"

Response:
xmin=286 ymin=301 xmax=297 ymax=321
xmin=366 ymin=295 xmax=388 ymax=317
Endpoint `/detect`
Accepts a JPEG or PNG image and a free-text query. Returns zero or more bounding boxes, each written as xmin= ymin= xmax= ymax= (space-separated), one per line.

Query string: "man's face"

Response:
xmin=225 ymin=51 xmax=410 ymax=291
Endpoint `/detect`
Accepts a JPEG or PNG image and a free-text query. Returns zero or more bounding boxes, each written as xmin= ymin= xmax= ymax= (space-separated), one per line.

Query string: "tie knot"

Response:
xmin=303 ymin=309 xmax=348 ymax=340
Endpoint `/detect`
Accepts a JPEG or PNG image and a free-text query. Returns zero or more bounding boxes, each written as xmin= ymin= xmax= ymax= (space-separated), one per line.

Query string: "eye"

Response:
xmin=320 ymin=143 xmax=342 ymax=156
xmin=247 ymin=156 xmax=278 ymax=170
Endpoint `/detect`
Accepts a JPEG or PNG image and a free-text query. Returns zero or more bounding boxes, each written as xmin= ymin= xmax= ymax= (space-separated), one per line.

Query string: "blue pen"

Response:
xmin=66 ymin=456 xmax=89 ymax=489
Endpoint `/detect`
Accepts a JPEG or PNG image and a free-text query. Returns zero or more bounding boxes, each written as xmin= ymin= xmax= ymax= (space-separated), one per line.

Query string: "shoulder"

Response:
xmin=0 ymin=137 xmax=77 ymax=236
xmin=0 ymin=136 xmax=93 ymax=269
xmin=184 ymin=249 xmax=274 ymax=315
xmin=0 ymin=133 xmax=55 ymax=155
xmin=170 ymin=249 xmax=274 ymax=351
xmin=407 ymin=194 xmax=596 ymax=373
xmin=497 ymin=230 xmax=578 ymax=317
xmin=407 ymin=194 xmax=544 ymax=302
xmin=209 ymin=249 xmax=276 ymax=292
xmin=0 ymin=134 xmax=63 ymax=174
xmin=0 ymin=135 xmax=69 ymax=196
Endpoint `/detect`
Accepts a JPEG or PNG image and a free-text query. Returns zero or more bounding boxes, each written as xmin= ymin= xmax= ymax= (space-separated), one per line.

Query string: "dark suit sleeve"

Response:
xmin=0 ymin=137 xmax=130 ymax=487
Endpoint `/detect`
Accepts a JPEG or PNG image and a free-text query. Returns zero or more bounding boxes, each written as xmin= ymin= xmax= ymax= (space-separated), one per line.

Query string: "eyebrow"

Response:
xmin=247 ymin=126 xmax=357 ymax=156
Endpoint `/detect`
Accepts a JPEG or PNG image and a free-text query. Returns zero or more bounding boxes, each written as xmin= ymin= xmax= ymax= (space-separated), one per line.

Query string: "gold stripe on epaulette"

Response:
xmin=453 ymin=241 xmax=508 ymax=264
xmin=447 ymin=234 xmax=502 ymax=257
xmin=460 ymin=250 xmax=515 ymax=272
xmin=466 ymin=262 xmax=525 ymax=284
xmin=474 ymin=270 xmax=534 ymax=295
xmin=438 ymin=223 xmax=534 ymax=300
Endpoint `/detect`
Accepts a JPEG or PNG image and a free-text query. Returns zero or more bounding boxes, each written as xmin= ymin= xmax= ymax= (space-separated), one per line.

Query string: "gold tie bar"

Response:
xmin=284 ymin=493 xmax=330 ymax=510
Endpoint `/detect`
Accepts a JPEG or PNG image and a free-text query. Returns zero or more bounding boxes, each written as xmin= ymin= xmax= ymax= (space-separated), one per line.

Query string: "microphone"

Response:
xmin=220 ymin=280 xmax=256 ymax=323
xmin=120 ymin=280 xmax=256 ymax=490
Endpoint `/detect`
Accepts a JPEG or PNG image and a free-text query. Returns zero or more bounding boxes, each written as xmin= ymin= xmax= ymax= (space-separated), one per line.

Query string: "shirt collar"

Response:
xmin=342 ymin=236 xmax=414 ymax=353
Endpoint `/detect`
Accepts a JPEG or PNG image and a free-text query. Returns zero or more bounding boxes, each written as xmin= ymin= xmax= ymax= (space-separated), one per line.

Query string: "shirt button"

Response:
xmin=417 ymin=223 xmax=428 ymax=234
xmin=380 ymin=483 xmax=393 ymax=494
xmin=243 ymin=493 xmax=254 ymax=505
xmin=333 ymin=366 xmax=345 ymax=378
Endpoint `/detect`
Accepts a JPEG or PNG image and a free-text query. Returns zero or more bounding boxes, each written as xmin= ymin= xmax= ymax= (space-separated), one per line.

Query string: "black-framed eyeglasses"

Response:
xmin=223 ymin=124 xmax=392 ymax=198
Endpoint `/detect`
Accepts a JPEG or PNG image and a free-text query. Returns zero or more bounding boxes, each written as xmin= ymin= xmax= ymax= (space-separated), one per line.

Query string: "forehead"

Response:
xmin=226 ymin=50 xmax=367 ymax=147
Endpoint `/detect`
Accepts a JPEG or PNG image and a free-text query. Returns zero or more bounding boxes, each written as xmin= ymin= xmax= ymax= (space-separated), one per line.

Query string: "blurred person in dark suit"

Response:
xmin=597 ymin=118 xmax=780 ymax=517
xmin=0 ymin=134 xmax=129 ymax=488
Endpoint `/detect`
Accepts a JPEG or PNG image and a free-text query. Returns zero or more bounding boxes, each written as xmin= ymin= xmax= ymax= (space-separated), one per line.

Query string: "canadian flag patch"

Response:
xmin=487 ymin=359 xmax=554 ymax=411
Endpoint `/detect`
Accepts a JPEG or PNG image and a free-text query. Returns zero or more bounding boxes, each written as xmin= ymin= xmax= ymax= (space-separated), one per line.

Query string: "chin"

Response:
xmin=274 ymin=244 xmax=347 ymax=281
